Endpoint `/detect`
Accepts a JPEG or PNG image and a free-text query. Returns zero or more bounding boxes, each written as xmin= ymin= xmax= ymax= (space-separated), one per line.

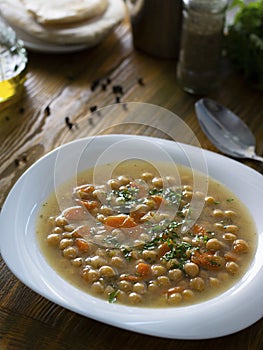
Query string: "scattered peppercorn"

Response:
xmin=22 ymin=153 xmax=27 ymax=162
xmin=44 ymin=105 xmax=51 ymax=116
xmin=5 ymin=116 xmax=10 ymax=121
xmin=90 ymin=105 xmax=98 ymax=113
xmin=101 ymin=83 xmax=107 ymax=91
xmin=14 ymin=159 xmax=20 ymax=166
xmin=112 ymin=85 xmax=124 ymax=95
xmin=19 ymin=107 xmax=25 ymax=114
xmin=115 ymin=96 xmax=121 ymax=103
xmin=65 ymin=116 xmax=74 ymax=130
xmin=91 ymin=79 xmax=100 ymax=91
xmin=138 ymin=77 xmax=145 ymax=86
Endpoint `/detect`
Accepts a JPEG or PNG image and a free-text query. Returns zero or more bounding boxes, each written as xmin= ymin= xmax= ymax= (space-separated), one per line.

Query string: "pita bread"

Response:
xmin=22 ymin=0 xmax=108 ymax=25
xmin=0 ymin=0 xmax=125 ymax=45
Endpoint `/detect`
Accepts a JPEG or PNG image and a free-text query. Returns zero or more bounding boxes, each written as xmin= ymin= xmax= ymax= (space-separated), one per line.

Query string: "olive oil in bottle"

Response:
xmin=0 ymin=18 xmax=27 ymax=109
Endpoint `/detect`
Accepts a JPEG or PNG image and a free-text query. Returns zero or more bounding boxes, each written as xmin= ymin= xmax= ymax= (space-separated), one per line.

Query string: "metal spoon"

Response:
xmin=195 ymin=98 xmax=263 ymax=163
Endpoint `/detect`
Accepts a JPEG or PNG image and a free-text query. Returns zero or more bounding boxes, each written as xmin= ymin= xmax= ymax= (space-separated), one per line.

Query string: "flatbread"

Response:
xmin=0 ymin=0 xmax=126 ymax=45
xmin=22 ymin=0 xmax=108 ymax=25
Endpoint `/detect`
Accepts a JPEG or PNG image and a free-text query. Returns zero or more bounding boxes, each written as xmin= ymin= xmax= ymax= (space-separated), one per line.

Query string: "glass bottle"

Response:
xmin=176 ymin=0 xmax=228 ymax=95
xmin=0 ymin=17 xmax=27 ymax=109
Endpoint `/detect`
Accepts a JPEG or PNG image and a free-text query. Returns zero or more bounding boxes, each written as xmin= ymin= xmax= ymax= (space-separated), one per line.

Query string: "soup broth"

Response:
xmin=36 ymin=160 xmax=257 ymax=307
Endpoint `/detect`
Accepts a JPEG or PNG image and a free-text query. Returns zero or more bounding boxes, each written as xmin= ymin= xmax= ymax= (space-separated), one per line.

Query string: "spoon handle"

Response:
xmin=249 ymin=154 xmax=263 ymax=163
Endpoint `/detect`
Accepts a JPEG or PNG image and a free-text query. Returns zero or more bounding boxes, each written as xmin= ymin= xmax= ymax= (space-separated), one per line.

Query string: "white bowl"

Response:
xmin=1 ymin=134 xmax=263 ymax=339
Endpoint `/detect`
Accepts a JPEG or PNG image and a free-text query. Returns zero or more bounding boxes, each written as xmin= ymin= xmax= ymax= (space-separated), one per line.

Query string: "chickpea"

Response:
xmin=104 ymin=285 xmax=115 ymax=296
xmin=52 ymin=226 xmax=63 ymax=234
xmin=183 ymin=262 xmax=199 ymax=277
xmin=148 ymin=282 xmax=158 ymax=293
xmin=118 ymin=175 xmax=131 ymax=186
xmin=107 ymin=179 xmax=120 ymax=190
xmin=111 ymin=256 xmax=126 ymax=268
xmin=223 ymin=233 xmax=237 ymax=241
xmin=128 ymin=292 xmax=142 ymax=304
xmin=91 ymin=281 xmax=104 ymax=294
xmin=118 ymin=280 xmax=133 ymax=292
xmin=62 ymin=232 xmax=73 ymax=238
xmin=99 ymin=206 xmax=114 ymax=216
xmin=213 ymin=209 xmax=224 ymax=218
xmin=47 ymin=233 xmax=61 ymax=246
xmin=71 ymin=257 xmax=83 ymax=267
xmin=64 ymin=224 xmax=74 ymax=232
xmin=55 ymin=216 xmax=68 ymax=227
xmin=206 ymin=238 xmax=223 ymax=251
xmin=157 ymin=276 xmax=170 ymax=286
xmin=166 ymin=258 xmax=180 ymax=270
xmin=226 ymin=261 xmax=239 ymax=274
xmin=86 ymin=256 xmax=108 ymax=268
xmin=168 ymin=293 xmax=182 ymax=304
xmin=151 ymin=264 xmax=167 ymax=276
xmin=133 ymin=282 xmax=146 ymax=294
xmin=59 ymin=238 xmax=73 ymax=250
xmin=142 ymin=250 xmax=158 ymax=263
xmin=209 ymin=277 xmax=221 ymax=288
xmin=205 ymin=196 xmax=216 ymax=205
xmin=151 ymin=177 xmax=163 ymax=188
xmin=233 ymin=239 xmax=249 ymax=253
xmin=183 ymin=191 xmax=193 ymax=200
xmin=82 ymin=268 xmax=101 ymax=283
xmin=182 ymin=289 xmax=195 ymax=300
xmin=99 ymin=266 xmax=116 ymax=278
xmin=224 ymin=225 xmax=238 ymax=233
xmin=168 ymin=269 xmax=183 ymax=281
xmin=63 ymin=246 xmax=78 ymax=259
xmin=224 ymin=210 xmax=236 ymax=218
xmin=189 ymin=277 xmax=205 ymax=291
xmin=141 ymin=172 xmax=154 ymax=182
xmin=214 ymin=223 xmax=224 ymax=230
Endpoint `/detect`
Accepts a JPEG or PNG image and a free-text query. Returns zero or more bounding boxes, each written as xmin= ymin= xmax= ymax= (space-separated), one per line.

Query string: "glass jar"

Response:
xmin=176 ymin=0 xmax=228 ymax=95
xmin=0 ymin=17 xmax=27 ymax=109
xmin=127 ymin=0 xmax=183 ymax=59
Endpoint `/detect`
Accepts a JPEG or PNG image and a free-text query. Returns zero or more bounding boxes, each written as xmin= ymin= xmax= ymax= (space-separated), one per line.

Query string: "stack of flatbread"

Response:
xmin=0 ymin=0 xmax=126 ymax=51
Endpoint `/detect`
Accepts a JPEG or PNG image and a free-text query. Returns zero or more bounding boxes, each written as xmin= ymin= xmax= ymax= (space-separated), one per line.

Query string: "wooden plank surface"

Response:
xmin=0 ymin=15 xmax=263 ymax=350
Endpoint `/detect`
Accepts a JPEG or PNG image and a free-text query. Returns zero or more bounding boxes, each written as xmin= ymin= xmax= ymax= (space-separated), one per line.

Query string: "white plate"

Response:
xmin=1 ymin=134 xmax=263 ymax=339
xmin=13 ymin=26 xmax=87 ymax=53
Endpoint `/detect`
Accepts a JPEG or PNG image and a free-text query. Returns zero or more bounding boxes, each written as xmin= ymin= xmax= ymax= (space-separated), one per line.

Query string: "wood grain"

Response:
xmin=0 ymin=14 xmax=262 ymax=350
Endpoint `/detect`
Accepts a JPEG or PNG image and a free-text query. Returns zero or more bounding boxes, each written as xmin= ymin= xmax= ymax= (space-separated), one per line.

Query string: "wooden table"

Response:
xmin=1 ymin=14 xmax=263 ymax=350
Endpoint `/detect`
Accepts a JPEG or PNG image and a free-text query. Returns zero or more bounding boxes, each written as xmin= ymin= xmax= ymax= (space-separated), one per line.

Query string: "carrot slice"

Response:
xmin=75 ymin=238 xmax=89 ymax=252
xmin=120 ymin=274 xmax=140 ymax=282
xmin=151 ymin=195 xmax=165 ymax=208
xmin=104 ymin=214 xmax=137 ymax=228
xmin=192 ymin=224 xmax=206 ymax=236
xmin=72 ymin=225 xmax=90 ymax=238
xmin=63 ymin=206 xmax=87 ymax=221
xmin=158 ymin=242 xmax=171 ymax=258
xmin=191 ymin=251 xmax=225 ymax=270
xmin=136 ymin=262 xmax=151 ymax=277
xmin=224 ymin=251 xmax=239 ymax=262
xmin=81 ymin=200 xmax=99 ymax=211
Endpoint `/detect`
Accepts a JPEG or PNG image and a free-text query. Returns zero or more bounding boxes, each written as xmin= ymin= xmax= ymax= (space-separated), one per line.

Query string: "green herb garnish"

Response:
xmin=226 ymin=0 xmax=263 ymax=90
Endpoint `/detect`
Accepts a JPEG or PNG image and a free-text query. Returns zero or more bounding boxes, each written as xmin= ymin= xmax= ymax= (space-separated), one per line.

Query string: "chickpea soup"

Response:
xmin=36 ymin=160 xmax=257 ymax=307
